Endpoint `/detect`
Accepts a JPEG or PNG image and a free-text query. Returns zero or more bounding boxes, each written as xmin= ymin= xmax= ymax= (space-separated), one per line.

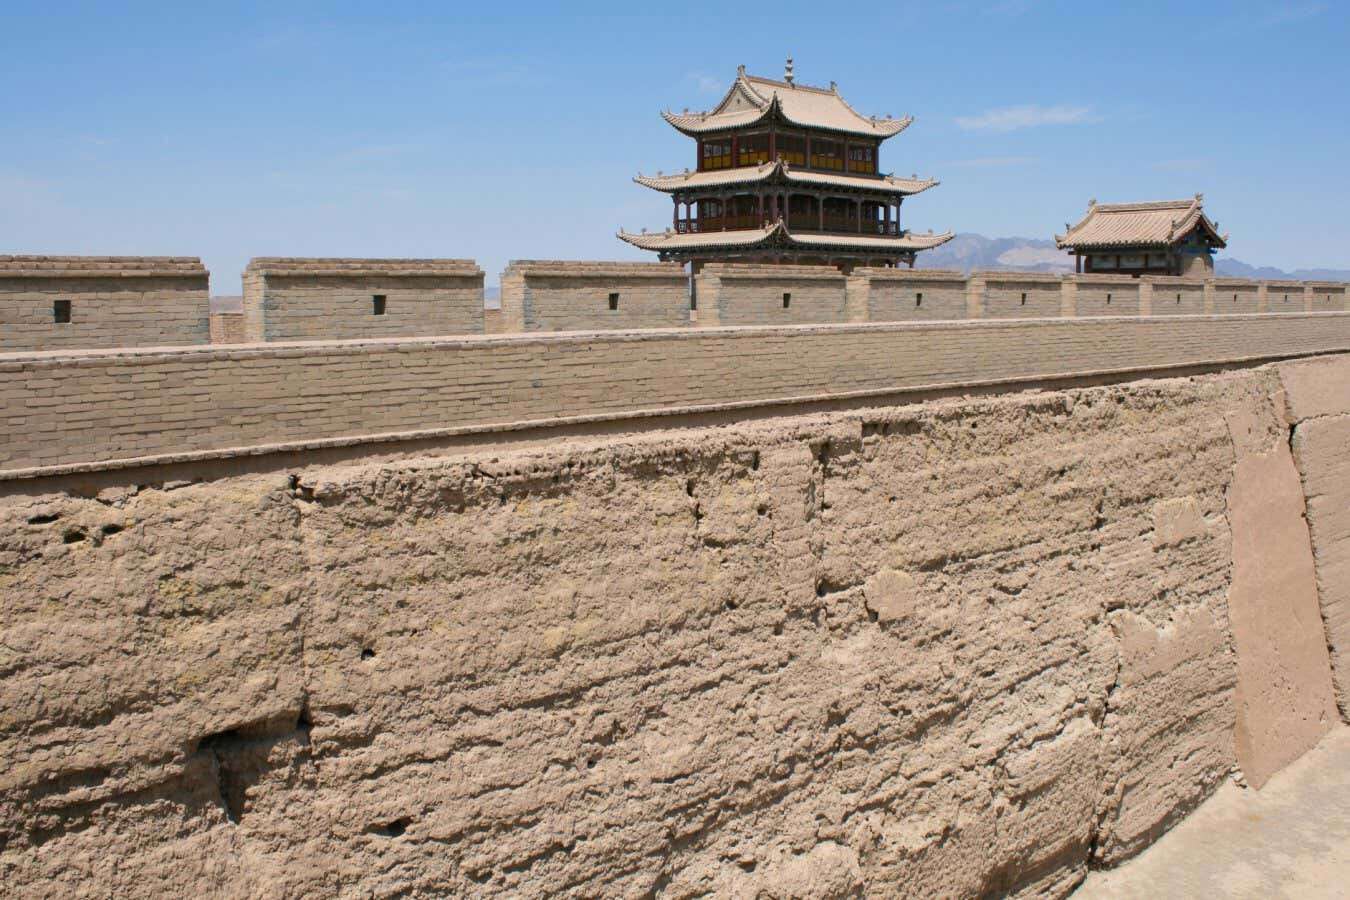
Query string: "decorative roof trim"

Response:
xmin=1055 ymin=194 xmax=1228 ymax=250
xmin=633 ymin=159 xmax=937 ymax=196
xmin=616 ymin=220 xmax=954 ymax=254
xmin=661 ymin=68 xmax=913 ymax=140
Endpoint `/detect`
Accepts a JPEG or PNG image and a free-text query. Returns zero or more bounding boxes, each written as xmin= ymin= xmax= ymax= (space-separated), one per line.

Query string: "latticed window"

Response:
xmin=701 ymin=140 xmax=732 ymax=170
xmin=737 ymin=133 xmax=769 ymax=166
xmin=777 ymin=133 xmax=806 ymax=166
xmin=810 ymin=138 xmax=844 ymax=171
xmin=847 ymin=144 xmax=876 ymax=174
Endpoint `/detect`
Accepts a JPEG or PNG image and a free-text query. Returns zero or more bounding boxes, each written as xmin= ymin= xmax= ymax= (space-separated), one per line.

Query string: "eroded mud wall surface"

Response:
xmin=0 ymin=360 xmax=1343 ymax=898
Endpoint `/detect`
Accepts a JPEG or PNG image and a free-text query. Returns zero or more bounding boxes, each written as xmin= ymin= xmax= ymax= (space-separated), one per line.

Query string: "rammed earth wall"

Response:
xmin=3 ymin=313 xmax=1350 ymax=477
xmin=0 ymin=357 xmax=1343 ymax=897
xmin=0 ymin=257 xmax=209 ymax=351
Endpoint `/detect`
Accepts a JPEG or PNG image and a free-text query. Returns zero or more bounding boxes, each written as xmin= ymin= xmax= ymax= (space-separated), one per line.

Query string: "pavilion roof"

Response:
xmin=617 ymin=221 xmax=954 ymax=254
xmin=634 ymin=160 xmax=938 ymax=196
xmin=1056 ymin=195 xmax=1228 ymax=250
xmin=663 ymin=67 xmax=913 ymax=140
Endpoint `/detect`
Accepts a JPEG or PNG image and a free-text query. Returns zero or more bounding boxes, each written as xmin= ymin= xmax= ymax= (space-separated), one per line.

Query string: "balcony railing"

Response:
xmin=675 ymin=219 xmax=901 ymax=236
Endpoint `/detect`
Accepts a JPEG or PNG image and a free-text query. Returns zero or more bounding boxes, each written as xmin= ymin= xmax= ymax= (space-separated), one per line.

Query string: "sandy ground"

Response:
xmin=1075 ymin=726 xmax=1350 ymax=899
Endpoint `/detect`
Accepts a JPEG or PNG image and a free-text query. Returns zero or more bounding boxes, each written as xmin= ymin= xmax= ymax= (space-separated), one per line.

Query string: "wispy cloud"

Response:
xmin=987 ymin=0 xmax=1037 ymax=15
xmin=684 ymin=72 xmax=724 ymax=96
xmin=944 ymin=156 xmax=1038 ymax=168
xmin=1260 ymin=3 xmax=1326 ymax=25
xmin=955 ymin=104 xmax=1097 ymax=132
xmin=1152 ymin=158 xmax=1212 ymax=172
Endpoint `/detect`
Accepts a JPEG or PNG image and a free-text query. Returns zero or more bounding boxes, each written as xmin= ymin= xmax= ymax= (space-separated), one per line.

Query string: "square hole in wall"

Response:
xmin=608 ymin=292 xmax=620 ymax=311
xmin=372 ymin=295 xmax=387 ymax=316
xmin=53 ymin=299 xmax=71 ymax=324
xmin=782 ymin=292 xmax=791 ymax=309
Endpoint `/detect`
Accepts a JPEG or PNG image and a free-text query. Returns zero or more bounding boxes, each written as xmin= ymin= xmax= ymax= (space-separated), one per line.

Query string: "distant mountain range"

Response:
xmin=915 ymin=233 xmax=1350 ymax=281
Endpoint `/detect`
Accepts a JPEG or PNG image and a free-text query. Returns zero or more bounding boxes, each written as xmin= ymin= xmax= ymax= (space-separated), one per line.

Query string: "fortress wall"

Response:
xmin=1072 ymin=275 xmax=1142 ymax=318
xmin=977 ymin=271 xmax=1064 ymax=319
xmin=3 ymin=313 xmax=1350 ymax=478
xmin=499 ymin=260 xmax=689 ymax=332
xmin=858 ymin=268 xmax=968 ymax=321
xmin=241 ymin=259 xmax=484 ymax=342
xmin=1146 ymin=277 xmax=1208 ymax=316
xmin=1214 ymin=279 xmax=1264 ymax=315
xmin=1309 ymin=282 xmax=1347 ymax=311
xmin=1267 ymin=280 xmax=1306 ymax=313
xmin=208 ymin=312 xmax=246 ymax=344
xmin=0 ymin=358 xmax=1343 ymax=897
xmin=0 ymin=258 xmax=209 ymax=351
xmin=694 ymin=263 xmax=848 ymax=327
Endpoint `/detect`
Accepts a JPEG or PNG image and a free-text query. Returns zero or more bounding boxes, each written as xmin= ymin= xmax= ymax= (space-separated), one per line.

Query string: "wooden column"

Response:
xmin=818 ymin=195 xmax=825 ymax=231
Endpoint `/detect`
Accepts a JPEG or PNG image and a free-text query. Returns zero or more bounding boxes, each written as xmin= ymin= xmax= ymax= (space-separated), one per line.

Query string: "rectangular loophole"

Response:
xmin=608 ymin=292 xmax=619 ymax=311
xmin=1020 ymin=292 xmax=1027 ymax=305
xmin=53 ymin=299 xmax=72 ymax=324
xmin=372 ymin=295 xmax=387 ymax=316
xmin=782 ymin=292 xmax=791 ymax=309
xmin=915 ymin=292 xmax=923 ymax=307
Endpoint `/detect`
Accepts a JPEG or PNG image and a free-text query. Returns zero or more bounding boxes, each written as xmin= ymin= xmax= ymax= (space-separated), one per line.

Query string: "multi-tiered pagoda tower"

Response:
xmin=619 ymin=59 xmax=952 ymax=272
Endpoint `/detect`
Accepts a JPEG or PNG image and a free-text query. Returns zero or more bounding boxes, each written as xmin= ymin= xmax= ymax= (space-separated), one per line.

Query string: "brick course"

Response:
xmin=241 ymin=258 xmax=484 ymax=341
xmin=0 ymin=257 xmax=209 ymax=351
xmin=3 ymin=313 xmax=1349 ymax=476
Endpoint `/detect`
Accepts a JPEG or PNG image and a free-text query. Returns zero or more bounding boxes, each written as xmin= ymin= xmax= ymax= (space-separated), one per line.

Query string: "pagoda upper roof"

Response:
xmin=663 ymin=66 xmax=913 ymax=140
xmin=634 ymin=160 xmax=938 ymax=196
xmin=1056 ymin=195 xmax=1228 ymax=250
xmin=617 ymin=221 xmax=954 ymax=254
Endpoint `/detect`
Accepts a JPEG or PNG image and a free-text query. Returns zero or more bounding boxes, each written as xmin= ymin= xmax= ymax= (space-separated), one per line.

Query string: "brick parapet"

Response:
xmin=3 ymin=313 xmax=1349 ymax=478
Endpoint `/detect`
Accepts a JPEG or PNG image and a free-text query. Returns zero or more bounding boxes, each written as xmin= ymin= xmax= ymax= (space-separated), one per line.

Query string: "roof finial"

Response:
xmin=1195 ymin=191 xmax=1204 ymax=203
xmin=1088 ymin=197 xmax=1097 ymax=209
xmin=737 ymin=63 xmax=746 ymax=77
xmin=784 ymin=55 xmax=794 ymax=85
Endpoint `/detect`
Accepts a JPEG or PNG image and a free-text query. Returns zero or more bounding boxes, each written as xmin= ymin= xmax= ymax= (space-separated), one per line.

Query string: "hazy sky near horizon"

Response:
xmin=3 ymin=1 xmax=1348 ymax=292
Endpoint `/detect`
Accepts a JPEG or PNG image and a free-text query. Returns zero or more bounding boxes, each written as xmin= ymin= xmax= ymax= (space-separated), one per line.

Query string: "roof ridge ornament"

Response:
xmin=784 ymin=55 xmax=794 ymax=85
xmin=1088 ymin=197 xmax=1097 ymax=209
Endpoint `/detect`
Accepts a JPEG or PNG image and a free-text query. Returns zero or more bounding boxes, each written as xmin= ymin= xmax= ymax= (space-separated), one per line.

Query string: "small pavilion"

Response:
xmin=1056 ymin=194 xmax=1228 ymax=277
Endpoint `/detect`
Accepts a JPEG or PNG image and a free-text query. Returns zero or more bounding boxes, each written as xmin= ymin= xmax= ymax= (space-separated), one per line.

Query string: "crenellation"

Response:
xmin=0 ymin=257 xmax=210 ymax=351
xmin=241 ymin=257 xmax=485 ymax=342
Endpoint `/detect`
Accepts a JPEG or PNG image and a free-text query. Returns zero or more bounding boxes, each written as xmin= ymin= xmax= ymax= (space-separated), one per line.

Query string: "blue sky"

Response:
xmin=3 ymin=1 xmax=1348 ymax=291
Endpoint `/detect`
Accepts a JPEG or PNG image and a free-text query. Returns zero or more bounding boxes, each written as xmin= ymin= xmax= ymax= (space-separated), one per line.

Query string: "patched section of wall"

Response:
xmin=1280 ymin=355 xmax=1350 ymax=721
xmin=241 ymin=258 xmax=485 ymax=341
xmin=1225 ymin=398 xmax=1338 ymax=787
xmin=208 ymin=312 xmax=246 ymax=344
xmin=695 ymin=263 xmax=847 ymax=327
xmin=499 ymin=260 xmax=689 ymax=332
xmin=0 ymin=256 xmax=210 ymax=351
